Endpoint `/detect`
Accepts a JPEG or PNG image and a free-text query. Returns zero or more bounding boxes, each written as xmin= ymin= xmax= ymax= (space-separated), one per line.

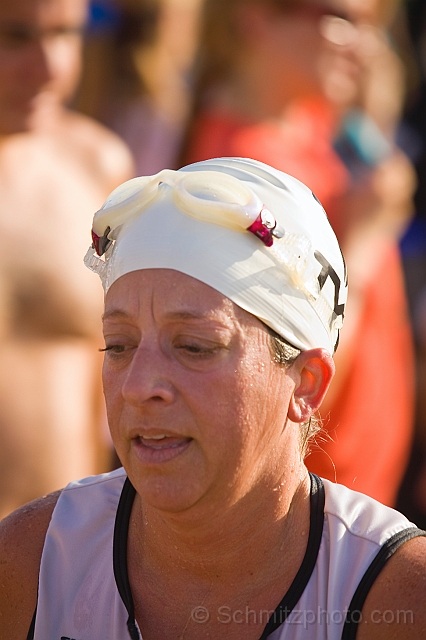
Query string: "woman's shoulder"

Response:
xmin=357 ymin=535 xmax=426 ymax=639
xmin=0 ymin=491 xmax=61 ymax=640
xmin=319 ymin=477 xmax=426 ymax=638
xmin=0 ymin=469 xmax=127 ymax=640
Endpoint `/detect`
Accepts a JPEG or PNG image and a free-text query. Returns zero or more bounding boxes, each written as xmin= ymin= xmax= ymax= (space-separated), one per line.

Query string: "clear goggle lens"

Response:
xmin=91 ymin=169 xmax=283 ymax=256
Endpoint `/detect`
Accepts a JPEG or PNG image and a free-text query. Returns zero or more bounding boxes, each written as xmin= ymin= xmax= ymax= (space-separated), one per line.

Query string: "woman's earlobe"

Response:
xmin=287 ymin=349 xmax=335 ymax=423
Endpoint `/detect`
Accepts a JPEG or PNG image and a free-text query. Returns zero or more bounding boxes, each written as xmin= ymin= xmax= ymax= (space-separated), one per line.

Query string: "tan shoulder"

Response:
xmin=0 ymin=491 xmax=61 ymax=640
xmin=358 ymin=534 xmax=426 ymax=639
xmin=61 ymin=110 xmax=135 ymax=189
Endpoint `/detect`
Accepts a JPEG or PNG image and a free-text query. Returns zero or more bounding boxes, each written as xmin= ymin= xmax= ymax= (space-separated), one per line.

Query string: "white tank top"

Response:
xmin=30 ymin=468 xmax=424 ymax=640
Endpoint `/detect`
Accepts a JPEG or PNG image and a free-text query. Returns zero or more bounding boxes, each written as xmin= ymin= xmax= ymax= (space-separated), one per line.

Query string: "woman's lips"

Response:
xmin=132 ymin=435 xmax=192 ymax=464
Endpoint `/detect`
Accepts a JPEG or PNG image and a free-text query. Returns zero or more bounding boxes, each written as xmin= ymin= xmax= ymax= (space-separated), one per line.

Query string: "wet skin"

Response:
xmin=102 ymin=268 xmax=305 ymax=516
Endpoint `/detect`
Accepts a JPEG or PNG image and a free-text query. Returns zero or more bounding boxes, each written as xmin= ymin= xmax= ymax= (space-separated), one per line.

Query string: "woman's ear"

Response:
xmin=287 ymin=348 xmax=335 ymax=423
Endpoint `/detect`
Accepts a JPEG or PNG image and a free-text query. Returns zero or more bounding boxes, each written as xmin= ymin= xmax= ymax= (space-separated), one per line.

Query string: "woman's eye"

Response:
xmin=99 ymin=345 xmax=129 ymax=355
xmin=176 ymin=343 xmax=218 ymax=357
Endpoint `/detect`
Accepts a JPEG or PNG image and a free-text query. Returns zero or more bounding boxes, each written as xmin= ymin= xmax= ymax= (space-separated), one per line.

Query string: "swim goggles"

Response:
xmin=89 ymin=169 xmax=285 ymax=258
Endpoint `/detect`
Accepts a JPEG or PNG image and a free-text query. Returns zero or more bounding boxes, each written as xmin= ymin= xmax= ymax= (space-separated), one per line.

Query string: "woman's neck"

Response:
xmin=129 ymin=464 xmax=311 ymax=588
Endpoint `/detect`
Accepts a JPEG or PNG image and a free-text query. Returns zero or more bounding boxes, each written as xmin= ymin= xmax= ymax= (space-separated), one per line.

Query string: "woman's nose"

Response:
xmin=121 ymin=343 xmax=177 ymax=408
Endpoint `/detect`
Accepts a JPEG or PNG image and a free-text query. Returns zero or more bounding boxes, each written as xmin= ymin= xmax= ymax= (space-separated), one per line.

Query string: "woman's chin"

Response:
xmin=135 ymin=477 xmax=206 ymax=514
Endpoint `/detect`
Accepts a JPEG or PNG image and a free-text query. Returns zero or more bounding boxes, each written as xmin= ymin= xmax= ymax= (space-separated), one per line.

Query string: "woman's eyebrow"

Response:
xmin=102 ymin=309 xmax=132 ymax=322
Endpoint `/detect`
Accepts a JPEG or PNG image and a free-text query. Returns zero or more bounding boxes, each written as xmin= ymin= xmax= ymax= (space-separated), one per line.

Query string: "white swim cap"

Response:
xmin=84 ymin=157 xmax=347 ymax=353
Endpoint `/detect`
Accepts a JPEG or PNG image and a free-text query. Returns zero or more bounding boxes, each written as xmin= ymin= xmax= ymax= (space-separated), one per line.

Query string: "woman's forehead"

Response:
xmin=103 ymin=268 xmax=255 ymax=326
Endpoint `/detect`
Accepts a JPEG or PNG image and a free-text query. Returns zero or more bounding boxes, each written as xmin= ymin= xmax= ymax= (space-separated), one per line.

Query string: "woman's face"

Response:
xmin=102 ymin=269 xmax=300 ymax=514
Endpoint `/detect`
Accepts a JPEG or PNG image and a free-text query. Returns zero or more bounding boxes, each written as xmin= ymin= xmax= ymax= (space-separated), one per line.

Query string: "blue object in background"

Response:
xmin=87 ymin=0 xmax=122 ymax=35
xmin=333 ymin=108 xmax=392 ymax=180
xmin=400 ymin=216 xmax=426 ymax=258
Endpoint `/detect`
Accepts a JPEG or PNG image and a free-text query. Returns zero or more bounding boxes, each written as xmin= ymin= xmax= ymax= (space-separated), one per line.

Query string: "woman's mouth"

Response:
xmin=133 ymin=435 xmax=193 ymax=463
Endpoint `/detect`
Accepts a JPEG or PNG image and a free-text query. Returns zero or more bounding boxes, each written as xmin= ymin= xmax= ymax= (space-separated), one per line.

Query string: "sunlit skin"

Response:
xmin=102 ymin=269 xmax=334 ymax=519
xmin=104 ymin=269 xmax=303 ymax=514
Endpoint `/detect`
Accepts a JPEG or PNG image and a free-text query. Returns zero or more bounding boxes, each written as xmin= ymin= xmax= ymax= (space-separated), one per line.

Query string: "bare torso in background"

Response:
xmin=0 ymin=0 xmax=133 ymax=518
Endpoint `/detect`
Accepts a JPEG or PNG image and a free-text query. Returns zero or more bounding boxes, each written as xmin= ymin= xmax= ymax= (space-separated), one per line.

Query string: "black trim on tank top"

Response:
xmin=257 ymin=473 xmax=325 ymax=639
xmin=341 ymin=526 xmax=426 ymax=640
xmin=26 ymin=607 xmax=36 ymax=640
xmin=112 ymin=473 xmax=325 ymax=640
xmin=113 ymin=477 xmax=139 ymax=640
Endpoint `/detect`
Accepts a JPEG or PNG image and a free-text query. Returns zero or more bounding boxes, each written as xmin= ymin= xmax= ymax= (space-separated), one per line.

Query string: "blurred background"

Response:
xmin=2 ymin=0 xmax=426 ymax=528
xmin=76 ymin=0 xmax=202 ymax=174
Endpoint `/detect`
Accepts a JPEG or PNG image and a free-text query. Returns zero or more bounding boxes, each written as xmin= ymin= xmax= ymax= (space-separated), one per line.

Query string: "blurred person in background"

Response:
xmin=183 ymin=0 xmax=416 ymax=506
xmin=76 ymin=0 xmax=202 ymax=175
xmin=0 ymin=0 xmax=133 ymax=519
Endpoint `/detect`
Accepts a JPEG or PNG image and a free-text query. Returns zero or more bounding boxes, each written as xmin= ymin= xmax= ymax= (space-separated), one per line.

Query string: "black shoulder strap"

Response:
xmin=258 ymin=473 xmax=325 ymax=638
xmin=113 ymin=476 xmax=140 ymax=640
xmin=26 ymin=607 xmax=36 ymax=640
xmin=341 ymin=527 xmax=426 ymax=640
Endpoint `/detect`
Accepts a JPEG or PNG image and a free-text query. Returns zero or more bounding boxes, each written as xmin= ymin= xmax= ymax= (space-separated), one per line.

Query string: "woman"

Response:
xmin=0 ymin=158 xmax=425 ymax=639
